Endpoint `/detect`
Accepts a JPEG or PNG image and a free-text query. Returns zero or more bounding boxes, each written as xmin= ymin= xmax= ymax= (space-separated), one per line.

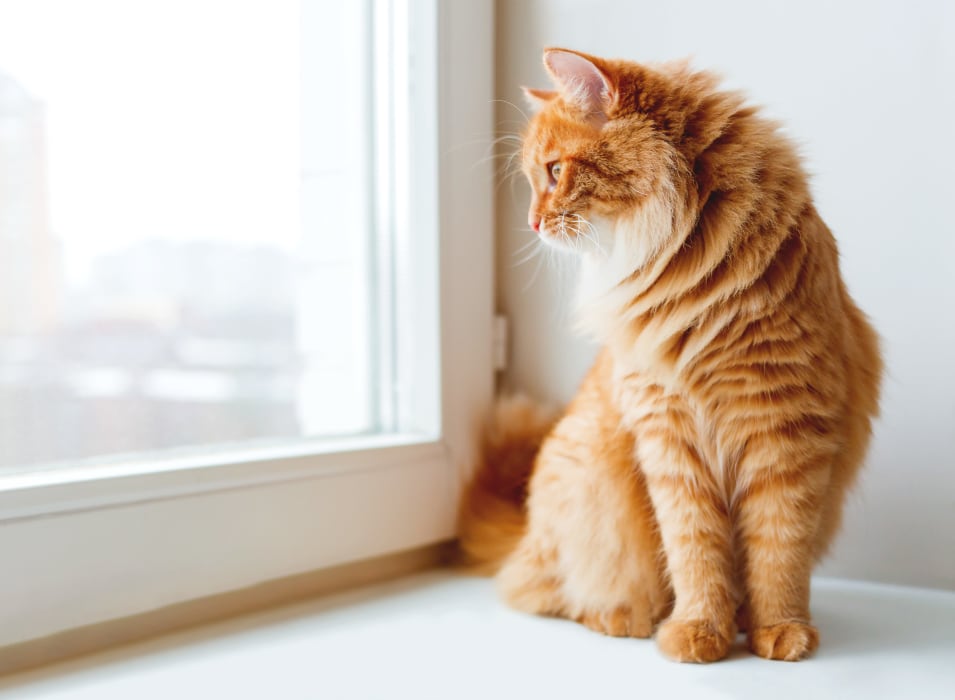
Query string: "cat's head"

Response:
xmin=521 ymin=49 xmax=699 ymax=269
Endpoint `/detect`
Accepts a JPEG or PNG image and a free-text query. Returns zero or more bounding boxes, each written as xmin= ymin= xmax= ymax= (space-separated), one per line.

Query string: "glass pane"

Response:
xmin=0 ymin=1 xmax=383 ymax=474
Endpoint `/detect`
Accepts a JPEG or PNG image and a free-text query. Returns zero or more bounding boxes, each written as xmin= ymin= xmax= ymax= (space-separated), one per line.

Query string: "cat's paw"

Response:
xmin=656 ymin=619 xmax=733 ymax=663
xmin=578 ymin=605 xmax=653 ymax=638
xmin=748 ymin=621 xmax=819 ymax=661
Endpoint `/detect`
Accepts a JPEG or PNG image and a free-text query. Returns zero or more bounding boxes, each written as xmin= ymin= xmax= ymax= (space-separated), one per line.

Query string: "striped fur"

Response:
xmin=461 ymin=49 xmax=882 ymax=662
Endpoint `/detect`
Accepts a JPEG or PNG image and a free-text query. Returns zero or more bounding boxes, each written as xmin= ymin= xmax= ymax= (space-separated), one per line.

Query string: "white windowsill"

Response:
xmin=2 ymin=572 xmax=953 ymax=699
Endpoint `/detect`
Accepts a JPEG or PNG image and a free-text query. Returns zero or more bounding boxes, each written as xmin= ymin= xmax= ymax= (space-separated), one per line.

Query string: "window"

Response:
xmin=0 ymin=0 xmax=493 ymax=648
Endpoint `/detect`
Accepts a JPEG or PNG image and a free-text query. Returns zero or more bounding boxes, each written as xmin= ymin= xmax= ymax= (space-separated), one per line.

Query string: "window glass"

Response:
xmin=0 ymin=1 xmax=384 ymax=473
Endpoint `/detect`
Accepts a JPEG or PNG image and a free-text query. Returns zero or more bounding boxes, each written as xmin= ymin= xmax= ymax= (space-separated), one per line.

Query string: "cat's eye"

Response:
xmin=548 ymin=161 xmax=563 ymax=183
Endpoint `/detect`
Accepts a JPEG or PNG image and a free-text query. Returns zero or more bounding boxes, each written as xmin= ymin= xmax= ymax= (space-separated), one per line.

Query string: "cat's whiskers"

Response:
xmin=569 ymin=213 xmax=606 ymax=256
xmin=513 ymin=234 xmax=544 ymax=266
xmin=492 ymin=98 xmax=531 ymax=124
xmin=557 ymin=212 xmax=575 ymax=250
xmin=471 ymin=134 xmax=524 ymax=186
xmin=456 ymin=129 xmax=526 ymax=194
xmin=522 ymin=237 xmax=549 ymax=292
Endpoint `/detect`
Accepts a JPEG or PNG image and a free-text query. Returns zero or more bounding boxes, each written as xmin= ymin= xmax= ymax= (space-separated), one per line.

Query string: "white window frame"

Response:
xmin=0 ymin=0 xmax=493 ymax=648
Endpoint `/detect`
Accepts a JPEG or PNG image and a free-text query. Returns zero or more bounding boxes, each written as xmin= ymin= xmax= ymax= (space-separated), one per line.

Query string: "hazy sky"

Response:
xmin=0 ymin=0 xmax=301 ymax=282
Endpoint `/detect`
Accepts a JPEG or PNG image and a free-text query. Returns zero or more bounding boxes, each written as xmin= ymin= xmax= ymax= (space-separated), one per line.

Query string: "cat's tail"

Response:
xmin=456 ymin=395 xmax=559 ymax=574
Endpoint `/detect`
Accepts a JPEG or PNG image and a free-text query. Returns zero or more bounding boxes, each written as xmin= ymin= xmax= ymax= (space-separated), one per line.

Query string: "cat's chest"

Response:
xmin=614 ymin=370 xmax=708 ymax=432
xmin=613 ymin=365 xmax=732 ymax=479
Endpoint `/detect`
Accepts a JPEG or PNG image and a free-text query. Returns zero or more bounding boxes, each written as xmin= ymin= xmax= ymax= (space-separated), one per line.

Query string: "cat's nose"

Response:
xmin=530 ymin=215 xmax=541 ymax=232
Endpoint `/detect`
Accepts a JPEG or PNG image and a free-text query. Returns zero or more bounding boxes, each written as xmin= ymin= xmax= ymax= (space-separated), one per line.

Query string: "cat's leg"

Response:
xmin=498 ymin=364 xmax=670 ymax=637
xmin=494 ymin=406 xmax=591 ymax=621
xmin=633 ymin=398 xmax=737 ymax=662
xmin=734 ymin=429 xmax=834 ymax=661
xmin=498 ymin=415 xmax=668 ymax=637
xmin=546 ymin=420 xmax=669 ymax=639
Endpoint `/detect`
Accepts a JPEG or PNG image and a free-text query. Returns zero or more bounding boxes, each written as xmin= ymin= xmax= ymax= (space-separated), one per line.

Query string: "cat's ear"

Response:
xmin=521 ymin=86 xmax=557 ymax=112
xmin=542 ymin=48 xmax=614 ymax=120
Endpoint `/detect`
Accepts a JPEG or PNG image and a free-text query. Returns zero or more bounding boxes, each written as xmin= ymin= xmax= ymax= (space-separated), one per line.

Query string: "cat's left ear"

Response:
xmin=521 ymin=86 xmax=557 ymax=112
xmin=543 ymin=48 xmax=615 ymax=121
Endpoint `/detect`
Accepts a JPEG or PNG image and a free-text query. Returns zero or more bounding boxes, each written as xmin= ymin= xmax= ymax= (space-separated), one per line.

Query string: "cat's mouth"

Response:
xmin=537 ymin=223 xmax=563 ymax=244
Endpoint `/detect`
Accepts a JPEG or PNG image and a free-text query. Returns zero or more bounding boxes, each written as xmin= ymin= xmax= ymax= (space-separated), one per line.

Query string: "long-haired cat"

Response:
xmin=459 ymin=49 xmax=882 ymax=662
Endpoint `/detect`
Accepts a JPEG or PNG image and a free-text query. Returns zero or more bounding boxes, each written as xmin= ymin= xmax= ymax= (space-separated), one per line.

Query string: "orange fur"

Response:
xmin=457 ymin=395 xmax=559 ymax=573
xmin=460 ymin=49 xmax=882 ymax=662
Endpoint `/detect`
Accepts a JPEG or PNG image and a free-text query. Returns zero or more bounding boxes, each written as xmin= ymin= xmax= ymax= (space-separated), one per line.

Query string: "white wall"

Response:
xmin=495 ymin=0 xmax=955 ymax=590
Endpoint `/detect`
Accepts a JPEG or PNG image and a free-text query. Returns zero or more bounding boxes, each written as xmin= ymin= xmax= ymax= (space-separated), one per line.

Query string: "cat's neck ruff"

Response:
xmin=574 ymin=189 xmax=681 ymax=343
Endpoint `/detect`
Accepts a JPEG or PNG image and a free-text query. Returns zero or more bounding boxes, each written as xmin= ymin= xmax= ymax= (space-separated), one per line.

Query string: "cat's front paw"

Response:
xmin=656 ymin=619 xmax=733 ymax=663
xmin=748 ymin=621 xmax=819 ymax=661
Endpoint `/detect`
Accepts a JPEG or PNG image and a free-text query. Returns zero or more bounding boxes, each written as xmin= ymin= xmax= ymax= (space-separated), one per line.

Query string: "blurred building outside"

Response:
xmin=0 ymin=71 xmax=310 ymax=473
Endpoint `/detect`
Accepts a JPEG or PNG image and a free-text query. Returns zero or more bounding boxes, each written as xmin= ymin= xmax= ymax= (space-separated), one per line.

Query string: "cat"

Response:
xmin=459 ymin=48 xmax=883 ymax=663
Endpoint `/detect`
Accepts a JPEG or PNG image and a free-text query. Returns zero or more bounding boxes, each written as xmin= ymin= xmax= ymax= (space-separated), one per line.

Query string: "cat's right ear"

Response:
xmin=522 ymin=86 xmax=557 ymax=113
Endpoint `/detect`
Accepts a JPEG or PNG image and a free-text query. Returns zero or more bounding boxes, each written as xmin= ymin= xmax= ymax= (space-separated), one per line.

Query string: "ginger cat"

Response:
xmin=459 ymin=49 xmax=882 ymax=662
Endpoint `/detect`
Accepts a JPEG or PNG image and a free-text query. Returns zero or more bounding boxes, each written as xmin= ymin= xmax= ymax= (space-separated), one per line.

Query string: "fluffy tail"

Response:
xmin=456 ymin=395 xmax=559 ymax=574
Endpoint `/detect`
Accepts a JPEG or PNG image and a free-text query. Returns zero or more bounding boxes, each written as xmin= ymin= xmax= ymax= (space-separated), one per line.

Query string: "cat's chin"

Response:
xmin=536 ymin=229 xmax=580 ymax=252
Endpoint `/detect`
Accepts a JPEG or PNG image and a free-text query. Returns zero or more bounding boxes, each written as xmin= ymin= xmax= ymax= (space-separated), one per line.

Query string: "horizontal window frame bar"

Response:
xmin=0 ymin=441 xmax=458 ymax=646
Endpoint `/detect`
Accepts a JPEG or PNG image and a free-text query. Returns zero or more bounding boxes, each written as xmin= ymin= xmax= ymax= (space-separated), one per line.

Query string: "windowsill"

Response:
xmin=2 ymin=571 xmax=953 ymax=699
